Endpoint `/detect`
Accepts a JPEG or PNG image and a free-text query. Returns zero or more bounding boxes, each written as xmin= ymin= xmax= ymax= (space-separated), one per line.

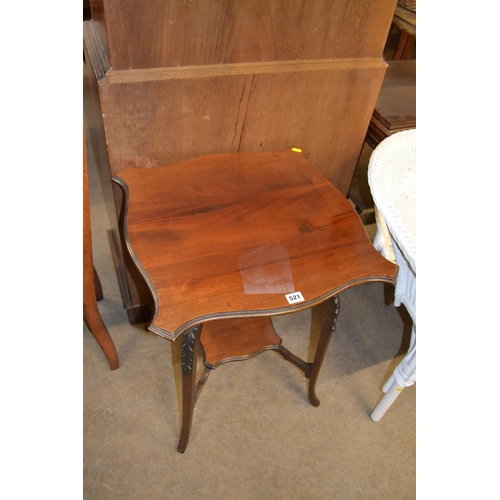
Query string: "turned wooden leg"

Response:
xmin=307 ymin=295 xmax=340 ymax=407
xmin=177 ymin=324 xmax=203 ymax=453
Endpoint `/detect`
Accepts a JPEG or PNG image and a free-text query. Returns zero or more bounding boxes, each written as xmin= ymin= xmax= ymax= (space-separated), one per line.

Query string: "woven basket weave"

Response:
xmin=398 ymin=0 xmax=416 ymax=12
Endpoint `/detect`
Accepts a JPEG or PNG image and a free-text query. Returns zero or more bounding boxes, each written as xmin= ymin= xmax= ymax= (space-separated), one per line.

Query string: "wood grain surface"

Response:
xmin=100 ymin=62 xmax=387 ymax=193
xmin=102 ymin=0 xmax=397 ymax=70
xmin=114 ymin=149 xmax=396 ymax=340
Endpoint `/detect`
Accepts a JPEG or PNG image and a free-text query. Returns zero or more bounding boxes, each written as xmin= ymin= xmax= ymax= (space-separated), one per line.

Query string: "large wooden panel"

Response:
xmin=99 ymin=73 xmax=248 ymax=174
xmin=102 ymin=0 xmax=397 ymax=70
xmin=99 ymin=60 xmax=385 ymax=193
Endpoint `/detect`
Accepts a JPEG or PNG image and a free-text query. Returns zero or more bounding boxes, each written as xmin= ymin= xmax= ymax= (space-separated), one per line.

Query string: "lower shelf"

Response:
xmin=200 ymin=317 xmax=282 ymax=369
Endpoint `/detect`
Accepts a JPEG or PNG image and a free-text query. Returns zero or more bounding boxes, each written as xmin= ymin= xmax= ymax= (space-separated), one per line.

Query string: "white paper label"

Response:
xmin=285 ymin=291 xmax=304 ymax=304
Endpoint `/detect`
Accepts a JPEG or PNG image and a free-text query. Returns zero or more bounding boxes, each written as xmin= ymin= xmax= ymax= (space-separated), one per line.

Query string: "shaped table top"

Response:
xmin=114 ymin=149 xmax=397 ymax=340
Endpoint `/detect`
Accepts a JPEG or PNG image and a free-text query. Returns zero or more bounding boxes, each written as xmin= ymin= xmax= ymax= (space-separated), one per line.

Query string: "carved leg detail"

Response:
xmin=177 ymin=324 xmax=203 ymax=454
xmin=307 ymin=295 xmax=340 ymax=407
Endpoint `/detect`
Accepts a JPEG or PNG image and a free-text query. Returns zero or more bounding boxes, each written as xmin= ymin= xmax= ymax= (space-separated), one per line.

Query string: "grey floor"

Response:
xmin=84 ymin=124 xmax=416 ymax=498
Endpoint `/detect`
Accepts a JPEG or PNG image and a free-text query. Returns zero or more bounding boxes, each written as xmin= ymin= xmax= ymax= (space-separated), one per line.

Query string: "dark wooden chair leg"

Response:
xmin=177 ymin=325 xmax=203 ymax=453
xmin=307 ymin=295 xmax=340 ymax=407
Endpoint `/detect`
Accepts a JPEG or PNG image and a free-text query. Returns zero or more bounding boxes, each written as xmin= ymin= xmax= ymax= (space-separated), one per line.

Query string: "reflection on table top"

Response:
xmin=114 ymin=149 xmax=396 ymax=340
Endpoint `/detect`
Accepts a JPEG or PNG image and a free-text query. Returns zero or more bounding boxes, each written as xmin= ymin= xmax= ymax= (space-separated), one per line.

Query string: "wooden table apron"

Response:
xmin=113 ymin=150 xmax=397 ymax=453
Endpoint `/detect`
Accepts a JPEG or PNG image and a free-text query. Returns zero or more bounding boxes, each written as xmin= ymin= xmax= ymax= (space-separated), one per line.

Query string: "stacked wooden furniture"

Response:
xmin=391 ymin=1 xmax=416 ymax=60
xmin=83 ymin=0 xmax=398 ymax=324
xmin=366 ymin=60 xmax=416 ymax=149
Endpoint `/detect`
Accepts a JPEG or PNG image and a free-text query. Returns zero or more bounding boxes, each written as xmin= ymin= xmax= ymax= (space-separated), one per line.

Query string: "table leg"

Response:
xmin=177 ymin=324 xmax=203 ymax=453
xmin=307 ymin=295 xmax=340 ymax=407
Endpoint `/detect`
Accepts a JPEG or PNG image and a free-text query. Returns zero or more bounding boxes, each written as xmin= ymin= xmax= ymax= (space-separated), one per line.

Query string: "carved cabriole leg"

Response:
xmin=177 ymin=324 xmax=203 ymax=454
xmin=307 ymin=295 xmax=340 ymax=407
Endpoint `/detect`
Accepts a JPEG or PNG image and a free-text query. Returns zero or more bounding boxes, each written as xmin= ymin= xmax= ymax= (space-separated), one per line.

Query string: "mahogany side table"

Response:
xmin=113 ymin=149 xmax=397 ymax=452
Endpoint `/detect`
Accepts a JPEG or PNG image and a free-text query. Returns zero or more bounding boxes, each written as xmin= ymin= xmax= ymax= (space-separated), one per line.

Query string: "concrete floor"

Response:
xmin=84 ymin=118 xmax=416 ymax=498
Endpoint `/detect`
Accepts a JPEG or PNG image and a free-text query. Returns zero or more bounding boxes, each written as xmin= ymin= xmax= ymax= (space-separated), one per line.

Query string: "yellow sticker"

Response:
xmin=291 ymin=148 xmax=302 ymax=153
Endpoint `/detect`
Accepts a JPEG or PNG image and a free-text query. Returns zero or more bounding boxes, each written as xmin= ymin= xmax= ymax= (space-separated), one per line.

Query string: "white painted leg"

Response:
xmin=371 ymin=342 xmax=416 ymax=422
